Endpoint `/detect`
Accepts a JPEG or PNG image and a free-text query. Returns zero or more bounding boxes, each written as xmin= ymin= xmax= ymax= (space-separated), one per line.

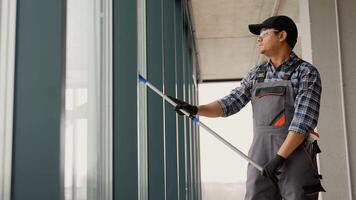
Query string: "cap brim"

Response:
xmin=248 ymin=24 xmax=268 ymax=35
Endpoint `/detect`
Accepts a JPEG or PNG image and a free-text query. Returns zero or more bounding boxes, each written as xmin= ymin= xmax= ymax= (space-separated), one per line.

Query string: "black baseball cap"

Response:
xmin=248 ymin=15 xmax=298 ymax=49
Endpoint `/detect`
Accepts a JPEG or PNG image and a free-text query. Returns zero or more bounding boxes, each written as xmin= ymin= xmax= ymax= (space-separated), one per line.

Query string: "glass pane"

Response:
xmin=199 ymin=82 xmax=253 ymax=200
xmin=64 ymin=0 xmax=112 ymax=199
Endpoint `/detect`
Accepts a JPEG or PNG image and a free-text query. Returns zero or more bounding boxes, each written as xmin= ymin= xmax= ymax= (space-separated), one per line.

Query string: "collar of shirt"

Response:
xmin=266 ymin=52 xmax=300 ymax=73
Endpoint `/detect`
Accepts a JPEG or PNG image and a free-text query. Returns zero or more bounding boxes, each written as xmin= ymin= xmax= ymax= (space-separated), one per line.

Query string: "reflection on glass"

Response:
xmin=64 ymin=0 xmax=112 ymax=199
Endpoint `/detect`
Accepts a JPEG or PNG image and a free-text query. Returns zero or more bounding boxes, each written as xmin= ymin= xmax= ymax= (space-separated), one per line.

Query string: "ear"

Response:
xmin=279 ymin=31 xmax=287 ymax=42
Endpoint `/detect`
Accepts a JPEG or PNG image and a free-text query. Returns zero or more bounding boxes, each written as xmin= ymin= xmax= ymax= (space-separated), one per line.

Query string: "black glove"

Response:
xmin=262 ymin=154 xmax=286 ymax=184
xmin=168 ymin=96 xmax=198 ymax=116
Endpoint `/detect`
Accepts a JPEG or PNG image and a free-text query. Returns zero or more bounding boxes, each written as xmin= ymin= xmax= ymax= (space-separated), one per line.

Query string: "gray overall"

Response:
xmin=245 ymin=60 xmax=324 ymax=200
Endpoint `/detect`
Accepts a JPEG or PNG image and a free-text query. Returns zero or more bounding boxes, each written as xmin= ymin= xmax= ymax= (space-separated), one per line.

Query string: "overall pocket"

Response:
xmin=253 ymin=86 xmax=286 ymax=126
xmin=255 ymin=86 xmax=286 ymax=98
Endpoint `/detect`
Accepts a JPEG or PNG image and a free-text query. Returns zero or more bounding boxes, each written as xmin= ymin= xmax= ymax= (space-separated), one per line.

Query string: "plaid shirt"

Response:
xmin=217 ymin=52 xmax=322 ymax=136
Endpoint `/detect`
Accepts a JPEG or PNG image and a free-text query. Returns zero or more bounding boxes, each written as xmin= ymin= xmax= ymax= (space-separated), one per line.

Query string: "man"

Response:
xmin=170 ymin=16 xmax=325 ymax=199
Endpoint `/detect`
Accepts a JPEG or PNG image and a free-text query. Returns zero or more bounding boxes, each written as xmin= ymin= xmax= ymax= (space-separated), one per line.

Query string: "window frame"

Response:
xmin=0 ymin=0 xmax=17 ymax=199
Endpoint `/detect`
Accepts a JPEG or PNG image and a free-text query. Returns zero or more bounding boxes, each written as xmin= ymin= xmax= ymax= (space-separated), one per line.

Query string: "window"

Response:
xmin=64 ymin=0 xmax=113 ymax=199
xmin=199 ymin=82 xmax=253 ymax=200
xmin=0 ymin=0 xmax=17 ymax=199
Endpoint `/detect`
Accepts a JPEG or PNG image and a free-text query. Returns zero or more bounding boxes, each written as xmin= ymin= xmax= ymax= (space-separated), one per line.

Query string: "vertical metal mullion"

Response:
xmin=192 ymin=70 xmax=196 ymax=200
xmin=107 ymin=0 xmax=114 ymax=198
xmin=185 ymin=47 xmax=191 ymax=200
xmin=173 ymin=1 xmax=180 ymax=199
xmin=60 ymin=0 xmax=67 ymax=199
xmin=175 ymin=1 xmax=185 ymax=198
xmin=101 ymin=0 xmax=113 ymax=199
xmin=88 ymin=0 xmax=101 ymax=198
xmin=193 ymin=58 xmax=199 ymax=200
xmin=188 ymin=54 xmax=195 ymax=199
xmin=192 ymin=56 xmax=197 ymax=200
xmin=191 ymin=83 xmax=196 ymax=200
xmin=195 ymin=85 xmax=201 ymax=200
xmin=186 ymin=38 xmax=192 ymax=200
xmin=72 ymin=92 xmax=78 ymax=200
xmin=193 ymin=60 xmax=197 ymax=200
xmin=137 ymin=0 xmax=148 ymax=198
xmin=161 ymin=0 xmax=168 ymax=199
xmin=0 ymin=0 xmax=17 ymax=199
xmin=185 ymin=38 xmax=193 ymax=200
xmin=195 ymin=91 xmax=199 ymax=200
xmin=182 ymin=26 xmax=189 ymax=200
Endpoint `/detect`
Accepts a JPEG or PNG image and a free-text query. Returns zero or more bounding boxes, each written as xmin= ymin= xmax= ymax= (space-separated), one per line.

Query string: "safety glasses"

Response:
xmin=259 ymin=29 xmax=280 ymax=37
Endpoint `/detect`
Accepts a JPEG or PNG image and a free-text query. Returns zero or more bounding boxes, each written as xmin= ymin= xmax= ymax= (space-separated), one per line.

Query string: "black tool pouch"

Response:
xmin=302 ymin=140 xmax=326 ymax=198
xmin=303 ymin=181 xmax=326 ymax=198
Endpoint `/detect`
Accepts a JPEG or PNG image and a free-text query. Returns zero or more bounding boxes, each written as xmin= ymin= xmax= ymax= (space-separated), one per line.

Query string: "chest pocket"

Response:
xmin=255 ymin=86 xmax=286 ymax=98
xmin=253 ymin=86 xmax=287 ymax=127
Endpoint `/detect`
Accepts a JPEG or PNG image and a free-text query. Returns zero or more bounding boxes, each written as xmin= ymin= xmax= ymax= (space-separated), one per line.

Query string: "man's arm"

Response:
xmin=213 ymin=66 xmax=258 ymax=117
xmin=280 ymin=64 xmax=322 ymax=158
xmin=277 ymin=131 xmax=305 ymax=158
xmin=171 ymin=65 xmax=258 ymax=118
xmin=197 ymin=101 xmax=224 ymax=117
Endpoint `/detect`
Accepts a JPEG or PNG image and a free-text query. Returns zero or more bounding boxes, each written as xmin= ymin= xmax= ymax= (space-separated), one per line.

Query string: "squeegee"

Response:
xmin=138 ymin=74 xmax=263 ymax=172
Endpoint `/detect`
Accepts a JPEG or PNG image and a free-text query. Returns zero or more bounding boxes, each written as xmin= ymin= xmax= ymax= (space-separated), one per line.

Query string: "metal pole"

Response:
xmin=138 ymin=74 xmax=263 ymax=172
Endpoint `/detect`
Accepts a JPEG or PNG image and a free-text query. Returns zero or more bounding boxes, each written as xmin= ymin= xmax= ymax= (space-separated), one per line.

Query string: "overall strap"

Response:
xmin=255 ymin=59 xmax=304 ymax=83
xmin=256 ymin=63 xmax=267 ymax=83
xmin=284 ymin=59 xmax=304 ymax=80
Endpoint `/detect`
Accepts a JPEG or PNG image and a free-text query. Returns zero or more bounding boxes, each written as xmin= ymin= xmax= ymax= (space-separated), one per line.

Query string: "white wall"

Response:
xmin=309 ymin=0 xmax=356 ymax=199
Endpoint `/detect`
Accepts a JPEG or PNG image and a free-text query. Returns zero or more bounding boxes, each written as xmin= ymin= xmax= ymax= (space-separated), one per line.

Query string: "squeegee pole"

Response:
xmin=138 ymin=74 xmax=263 ymax=172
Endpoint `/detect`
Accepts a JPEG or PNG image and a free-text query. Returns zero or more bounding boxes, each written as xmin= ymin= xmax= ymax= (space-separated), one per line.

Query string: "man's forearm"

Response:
xmin=277 ymin=130 xmax=305 ymax=158
xmin=197 ymin=101 xmax=224 ymax=117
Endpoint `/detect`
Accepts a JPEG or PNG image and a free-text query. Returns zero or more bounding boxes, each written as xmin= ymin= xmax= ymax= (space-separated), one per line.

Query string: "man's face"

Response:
xmin=257 ymin=28 xmax=281 ymax=56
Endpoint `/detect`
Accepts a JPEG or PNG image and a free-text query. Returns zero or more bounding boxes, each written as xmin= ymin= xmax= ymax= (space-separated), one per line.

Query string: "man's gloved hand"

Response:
xmin=262 ymin=154 xmax=286 ymax=184
xmin=168 ymin=96 xmax=198 ymax=116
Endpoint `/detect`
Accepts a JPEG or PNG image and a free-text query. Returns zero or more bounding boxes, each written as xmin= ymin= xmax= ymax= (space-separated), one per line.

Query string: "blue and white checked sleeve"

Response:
xmin=217 ymin=65 xmax=259 ymax=117
xmin=288 ymin=63 xmax=322 ymax=136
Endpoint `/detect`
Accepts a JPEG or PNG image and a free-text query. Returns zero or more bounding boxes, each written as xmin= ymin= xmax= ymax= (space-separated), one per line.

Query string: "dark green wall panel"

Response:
xmin=113 ymin=0 xmax=138 ymax=199
xmin=175 ymin=0 xmax=187 ymax=199
xmin=163 ymin=0 xmax=178 ymax=199
xmin=147 ymin=0 xmax=165 ymax=199
xmin=12 ymin=0 xmax=64 ymax=199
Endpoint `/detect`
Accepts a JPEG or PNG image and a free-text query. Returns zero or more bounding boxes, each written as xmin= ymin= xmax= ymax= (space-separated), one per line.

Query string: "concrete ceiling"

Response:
xmin=191 ymin=0 xmax=301 ymax=81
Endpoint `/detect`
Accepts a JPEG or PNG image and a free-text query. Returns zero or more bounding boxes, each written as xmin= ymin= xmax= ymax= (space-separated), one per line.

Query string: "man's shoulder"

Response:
xmin=239 ymin=63 xmax=269 ymax=86
xmin=298 ymin=60 xmax=320 ymax=76
xmin=244 ymin=63 xmax=267 ymax=81
xmin=250 ymin=62 xmax=269 ymax=74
